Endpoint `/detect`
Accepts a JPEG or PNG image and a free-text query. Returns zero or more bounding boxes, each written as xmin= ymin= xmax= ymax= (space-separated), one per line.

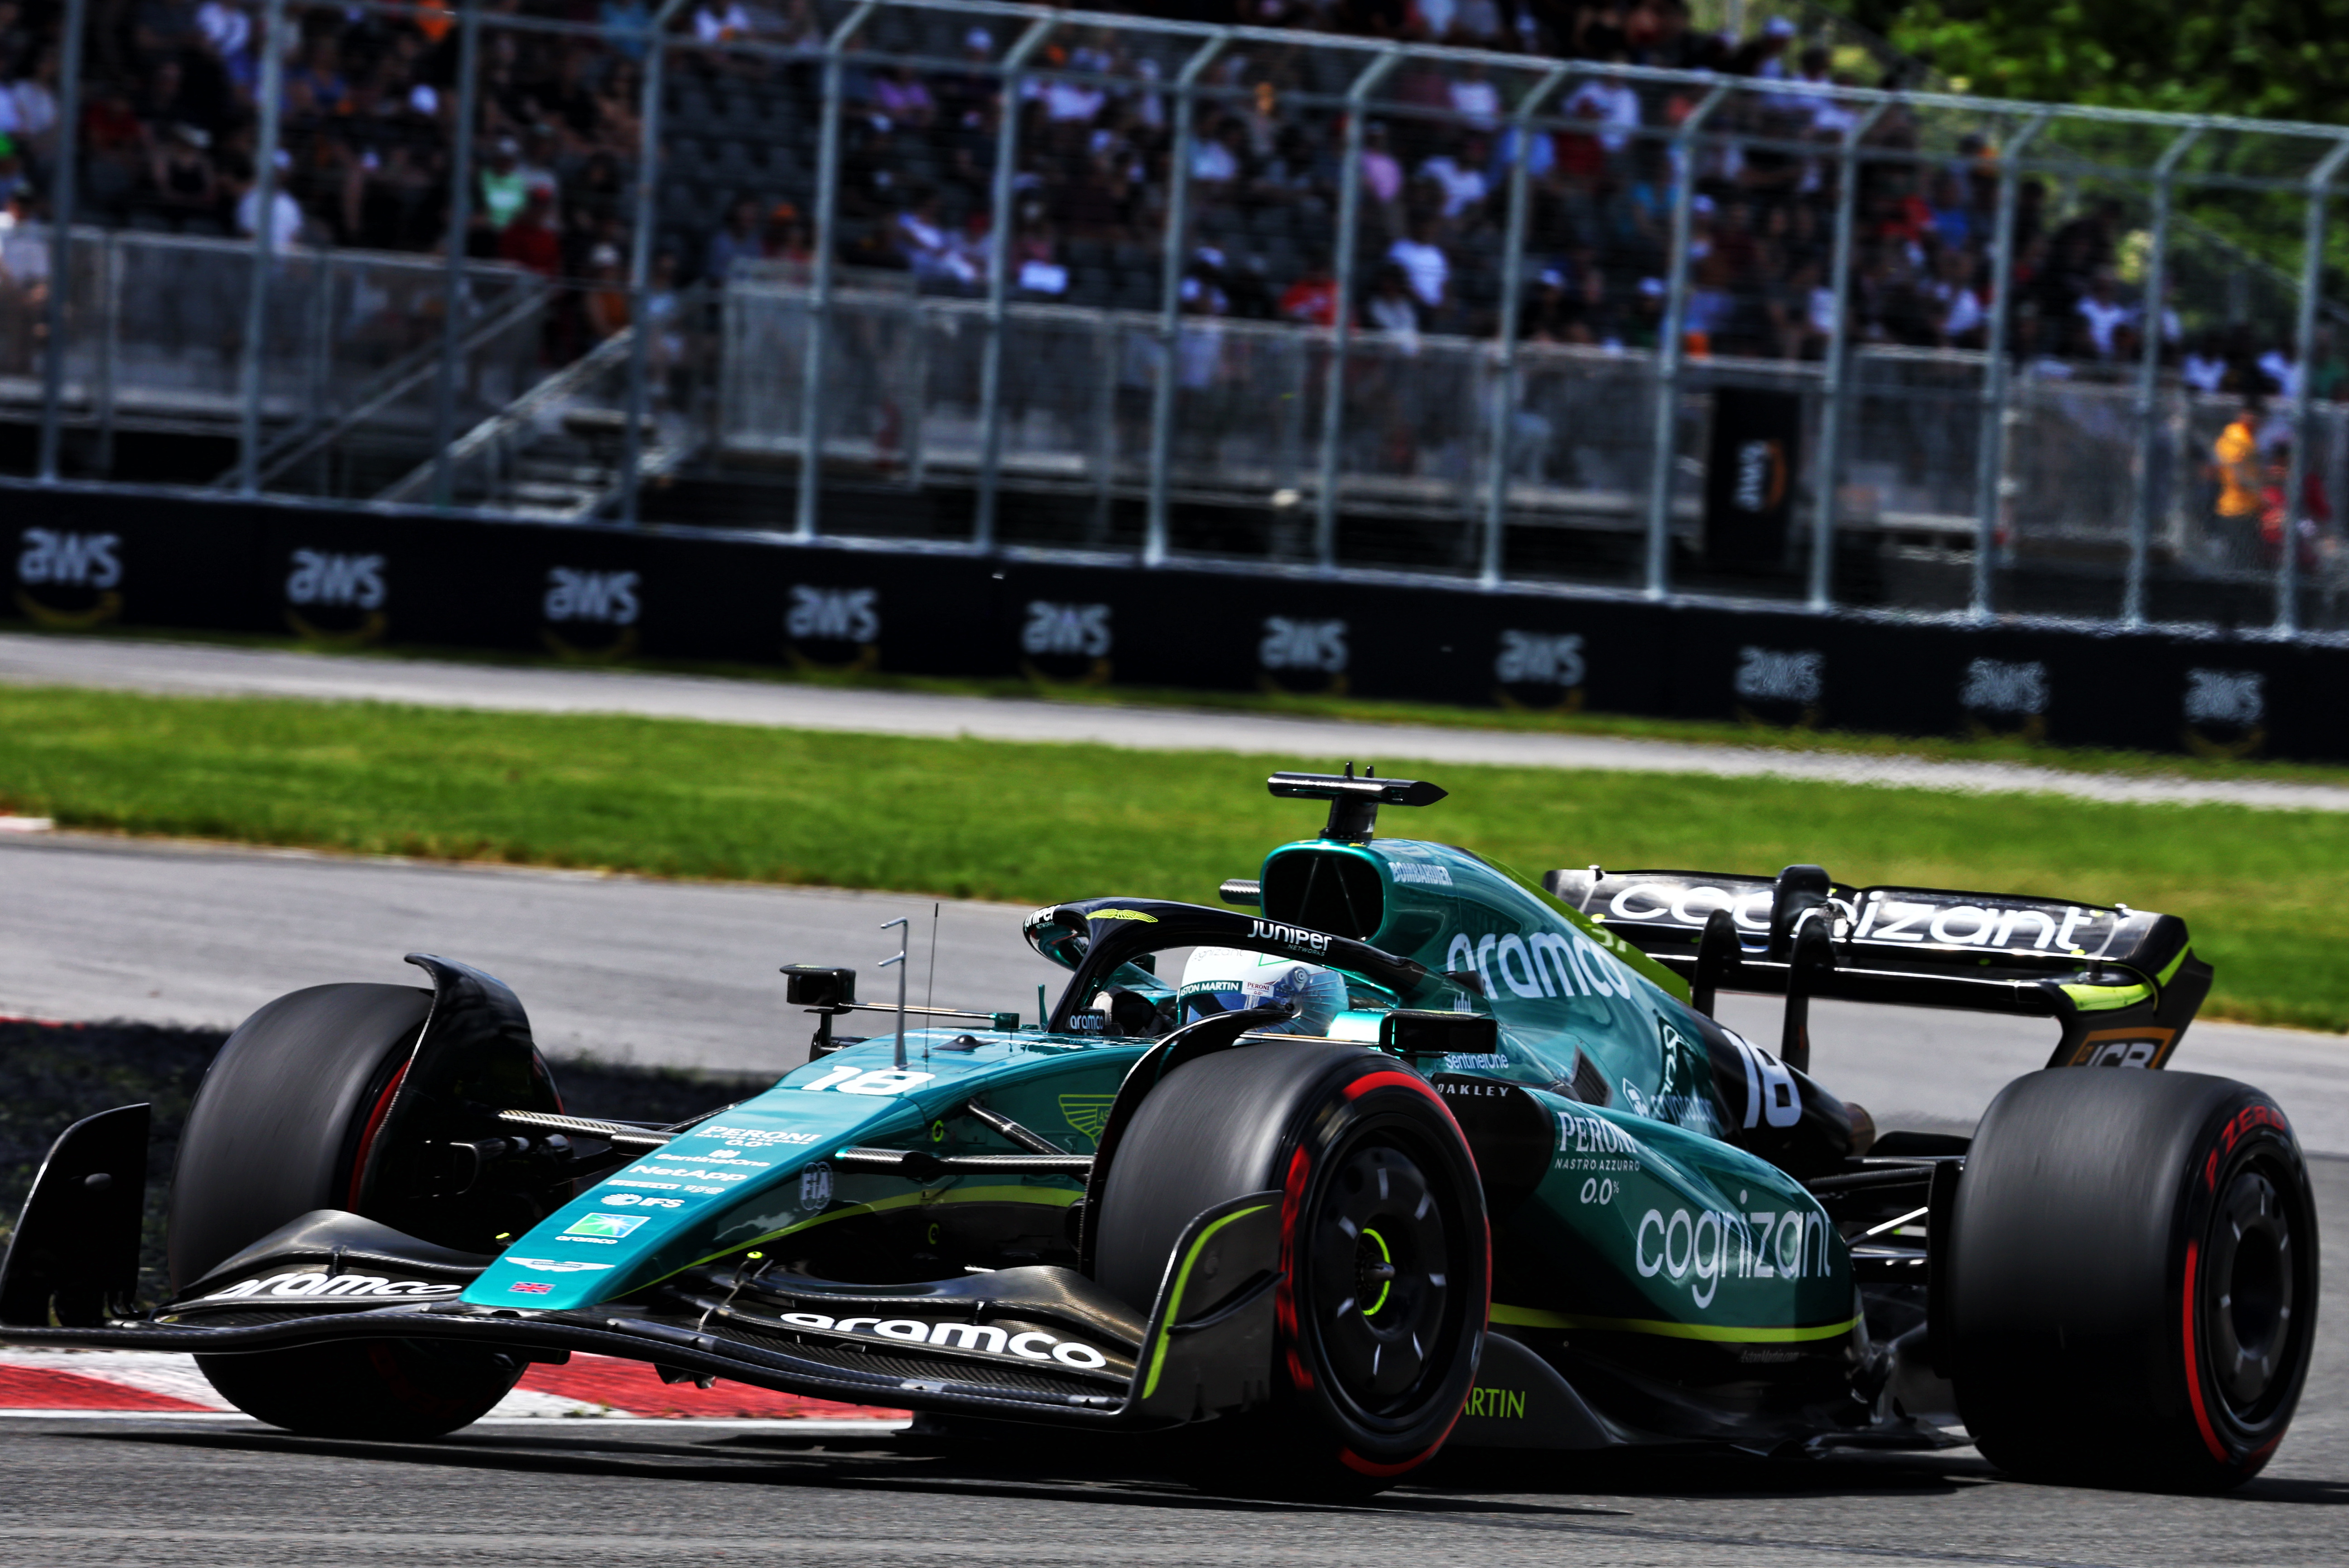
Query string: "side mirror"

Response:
xmin=1379 ymin=1010 xmax=1499 ymax=1064
xmin=783 ymin=965 xmax=856 ymax=1007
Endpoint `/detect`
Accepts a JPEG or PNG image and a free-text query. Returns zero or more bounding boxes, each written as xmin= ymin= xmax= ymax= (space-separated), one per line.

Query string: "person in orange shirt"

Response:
xmin=2210 ymin=395 xmax=2262 ymax=564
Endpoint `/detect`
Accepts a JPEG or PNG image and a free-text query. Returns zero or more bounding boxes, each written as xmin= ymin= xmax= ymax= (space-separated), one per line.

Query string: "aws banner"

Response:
xmin=4 ymin=485 xmax=2344 ymax=763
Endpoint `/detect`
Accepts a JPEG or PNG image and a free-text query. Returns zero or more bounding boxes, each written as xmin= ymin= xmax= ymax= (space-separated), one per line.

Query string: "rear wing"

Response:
xmin=1542 ymin=865 xmax=2212 ymax=1073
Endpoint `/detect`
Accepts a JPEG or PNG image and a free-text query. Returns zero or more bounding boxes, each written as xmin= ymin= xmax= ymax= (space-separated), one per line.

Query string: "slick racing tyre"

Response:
xmin=171 ymin=983 xmax=528 ymax=1439
xmin=1948 ymin=1069 xmax=2318 ymax=1491
xmin=1095 ymin=1042 xmax=1489 ymax=1499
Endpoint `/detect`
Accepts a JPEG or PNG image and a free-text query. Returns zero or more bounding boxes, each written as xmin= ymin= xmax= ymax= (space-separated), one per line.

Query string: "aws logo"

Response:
xmin=1021 ymin=601 xmax=1111 ymax=685
xmin=1732 ymin=645 xmax=1822 ymax=728
xmin=1960 ymin=657 xmax=2048 ymax=743
xmin=1494 ymin=630 xmax=1586 ymax=714
xmin=786 ymin=585 xmax=880 ymax=673
xmin=1259 ymin=616 xmax=1347 ymax=697
xmin=543 ymin=568 xmax=641 ymax=660
xmin=2182 ymin=667 xmax=2264 ymax=758
xmin=285 ymin=549 xmax=387 ymax=644
xmin=1732 ymin=438 xmax=1788 ymax=515
xmin=14 ymin=529 xmax=123 ymax=627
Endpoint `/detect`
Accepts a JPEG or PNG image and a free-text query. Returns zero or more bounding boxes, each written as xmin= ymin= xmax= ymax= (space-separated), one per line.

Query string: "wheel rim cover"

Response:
xmin=1306 ymin=1139 xmax=1451 ymax=1414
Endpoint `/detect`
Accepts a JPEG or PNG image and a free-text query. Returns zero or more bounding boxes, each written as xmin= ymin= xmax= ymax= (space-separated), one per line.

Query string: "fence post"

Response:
xmin=235 ymin=0 xmax=288 ymax=495
xmin=2123 ymin=125 xmax=2202 ymax=627
xmin=1312 ymin=47 xmax=1404 ymax=571
xmin=2278 ymin=139 xmax=2349 ymax=636
xmin=1806 ymin=96 xmax=1890 ymax=612
xmin=616 ymin=0 xmax=692 ymax=526
xmin=1478 ymin=62 xmax=1569 ymax=590
xmin=793 ymin=0 xmax=877 ymax=541
xmin=1640 ymin=82 xmax=1729 ymax=600
xmin=1969 ymin=110 xmax=2050 ymax=620
xmin=34 ymin=0 xmax=86 ymax=483
xmin=429 ymin=0 xmax=484 ymax=509
xmin=971 ymin=16 xmax=1057 ymax=553
xmin=1143 ymin=31 xmax=1231 ymax=568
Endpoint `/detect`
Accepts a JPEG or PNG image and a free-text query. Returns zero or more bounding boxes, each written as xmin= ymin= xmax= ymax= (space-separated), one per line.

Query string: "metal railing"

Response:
xmin=8 ymin=0 xmax=2349 ymax=637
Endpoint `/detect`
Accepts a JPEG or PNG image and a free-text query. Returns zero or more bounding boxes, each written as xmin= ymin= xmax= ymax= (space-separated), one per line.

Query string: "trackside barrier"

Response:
xmin=4 ymin=486 xmax=2339 ymax=762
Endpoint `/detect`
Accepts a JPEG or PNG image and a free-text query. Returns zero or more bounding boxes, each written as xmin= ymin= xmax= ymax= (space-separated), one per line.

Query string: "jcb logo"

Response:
xmin=1022 ymin=601 xmax=1111 ymax=658
xmin=16 ymin=530 xmax=121 ymax=589
xmin=787 ymin=585 xmax=879 ymax=643
xmin=545 ymin=568 xmax=640 ymax=626
xmin=1260 ymin=617 xmax=1346 ymax=674
xmin=286 ymin=550 xmax=386 ymax=610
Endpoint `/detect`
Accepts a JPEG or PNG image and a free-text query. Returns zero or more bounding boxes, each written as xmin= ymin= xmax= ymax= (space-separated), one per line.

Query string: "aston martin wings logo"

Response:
xmin=1060 ymin=1095 xmax=1117 ymax=1143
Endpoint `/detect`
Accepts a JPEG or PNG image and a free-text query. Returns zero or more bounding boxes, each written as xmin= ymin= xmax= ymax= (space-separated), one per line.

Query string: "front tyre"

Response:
xmin=1095 ymin=1043 xmax=1489 ymax=1498
xmin=172 ymin=983 xmax=531 ymax=1437
xmin=1949 ymin=1070 xmax=2319 ymax=1491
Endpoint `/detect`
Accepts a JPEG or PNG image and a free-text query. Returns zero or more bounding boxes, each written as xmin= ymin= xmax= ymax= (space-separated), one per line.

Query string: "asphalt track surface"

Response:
xmin=7 ymin=631 xmax=2349 ymax=811
xmin=1 ymin=1156 xmax=2343 ymax=1568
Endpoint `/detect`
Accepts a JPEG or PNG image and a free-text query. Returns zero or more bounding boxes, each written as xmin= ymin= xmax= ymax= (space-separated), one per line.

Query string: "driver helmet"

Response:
xmin=1178 ymin=946 xmax=1347 ymax=1037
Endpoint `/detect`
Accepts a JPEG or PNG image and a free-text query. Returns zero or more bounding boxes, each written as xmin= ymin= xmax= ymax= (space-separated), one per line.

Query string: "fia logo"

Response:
xmin=798 ymin=1163 xmax=834 ymax=1211
xmin=1022 ymin=601 xmax=1112 ymax=658
xmin=286 ymin=550 xmax=386 ymax=610
xmin=1495 ymin=631 xmax=1585 ymax=688
xmin=1260 ymin=617 xmax=1347 ymax=674
xmin=787 ymin=585 xmax=880 ymax=643
xmin=1733 ymin=646 xmax=1822 ymax=706
xmin=545 ymin=568 xmax=640 ymax=626
xmin=16 ymin=529 xmax=122 ymax=589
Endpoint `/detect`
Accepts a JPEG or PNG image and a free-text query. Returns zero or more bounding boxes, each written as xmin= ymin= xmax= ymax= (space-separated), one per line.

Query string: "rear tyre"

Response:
xmin=1095 ymin=1043 xmax=1488 ymax=1499
xmin=173 ymin=983 xmax=526 ymax=1438
xmin=1949 ymin=1070 xmax=2318 ymax=1491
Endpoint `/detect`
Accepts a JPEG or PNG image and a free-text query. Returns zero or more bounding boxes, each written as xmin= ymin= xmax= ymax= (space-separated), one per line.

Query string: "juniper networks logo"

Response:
xmin=13 ymin=528 xmax=124 ymax=627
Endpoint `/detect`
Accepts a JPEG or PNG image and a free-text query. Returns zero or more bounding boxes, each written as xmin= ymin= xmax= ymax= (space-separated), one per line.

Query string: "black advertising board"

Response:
xmin=1701 ymin=387 xmax=1804 ymax=571
xmin=3 ymin=484 xmax=2343 ymax=763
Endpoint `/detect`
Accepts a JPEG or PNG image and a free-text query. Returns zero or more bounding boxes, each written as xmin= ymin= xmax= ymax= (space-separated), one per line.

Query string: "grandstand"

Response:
xmin=2 ymin=0 xmax=2346 ymax=632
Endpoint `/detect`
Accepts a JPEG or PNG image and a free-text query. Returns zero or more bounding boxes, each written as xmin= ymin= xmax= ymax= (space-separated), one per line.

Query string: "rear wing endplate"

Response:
xmin=1543 ymin=866 xmax=2212 ymax=1072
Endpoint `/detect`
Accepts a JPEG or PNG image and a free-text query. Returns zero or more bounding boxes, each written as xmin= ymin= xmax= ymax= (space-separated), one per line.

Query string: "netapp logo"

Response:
xmin=546 ymin=568 xmax=640 ymax=626
xmin=1251 ymin=919 xmax=1331 ymax=954
xmin=1961 ymin=658 xmax=2047 ymax=716
xmin=1495 ymin=631 xmax=1584 ymax=687
xmin=2185 ymin=668 xmax=2264 ymax=727
xmin=16 ymin=529 xmax=121 ymax=589
xmin=1023 ymin=601 xmax=1111 ymax=658
xmin=1260 ymin=617 xmax=1347 ymax=674
xmin=1734 ymin=646 xmax=1822 ymax=705
xmin=287 ymin=550 xmax=386 ymax=609
xmin=788 ymin=585 xmax=879 ymax=642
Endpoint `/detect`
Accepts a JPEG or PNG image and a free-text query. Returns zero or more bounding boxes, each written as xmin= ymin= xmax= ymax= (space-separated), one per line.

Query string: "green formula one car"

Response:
xmin=0 ymin=770 xmax=2318 ymax=1496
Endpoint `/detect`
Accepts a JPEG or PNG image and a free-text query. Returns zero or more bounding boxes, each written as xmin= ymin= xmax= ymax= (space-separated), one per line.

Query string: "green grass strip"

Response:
xmin=1 ymin=683 xmax=2344 ymax=1033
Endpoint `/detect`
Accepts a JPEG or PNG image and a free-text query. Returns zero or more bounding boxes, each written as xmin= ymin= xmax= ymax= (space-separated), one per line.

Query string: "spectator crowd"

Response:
xmin=0 ymin=0 xmax=2337 ymax=407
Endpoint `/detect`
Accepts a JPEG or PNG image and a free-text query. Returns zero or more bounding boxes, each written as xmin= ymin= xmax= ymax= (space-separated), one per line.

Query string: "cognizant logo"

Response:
xmin=1635 ymin=1205 xmax=1833 ymax=1307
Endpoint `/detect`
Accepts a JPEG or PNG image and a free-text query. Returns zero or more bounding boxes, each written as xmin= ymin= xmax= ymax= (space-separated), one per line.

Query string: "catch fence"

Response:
xmin=6 ymin=0 xmax=2349 ymax=634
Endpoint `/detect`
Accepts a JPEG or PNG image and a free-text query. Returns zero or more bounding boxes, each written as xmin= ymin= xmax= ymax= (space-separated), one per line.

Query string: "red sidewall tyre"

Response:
xmin=1950 ymin=1069 xmax=2319 ymax=1491
xmin=1095 ymin=1042 xmax=1490 ymax=1495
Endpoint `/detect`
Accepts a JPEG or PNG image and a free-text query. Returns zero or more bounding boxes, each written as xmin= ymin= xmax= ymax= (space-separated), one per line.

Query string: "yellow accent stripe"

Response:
xmin=2157 ymin=946 xmax=2189 ymax=987
xmin=661 ymin=1184 xmax=1081 ymax=1283
xmin=2060 ymin=981 xmax=2154 ymax=1012
xmin=1490 ymin=1302 xmax=1859 ymax=1344
xmin=1143 ymin=1204 xmax=1272 ymax=1399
